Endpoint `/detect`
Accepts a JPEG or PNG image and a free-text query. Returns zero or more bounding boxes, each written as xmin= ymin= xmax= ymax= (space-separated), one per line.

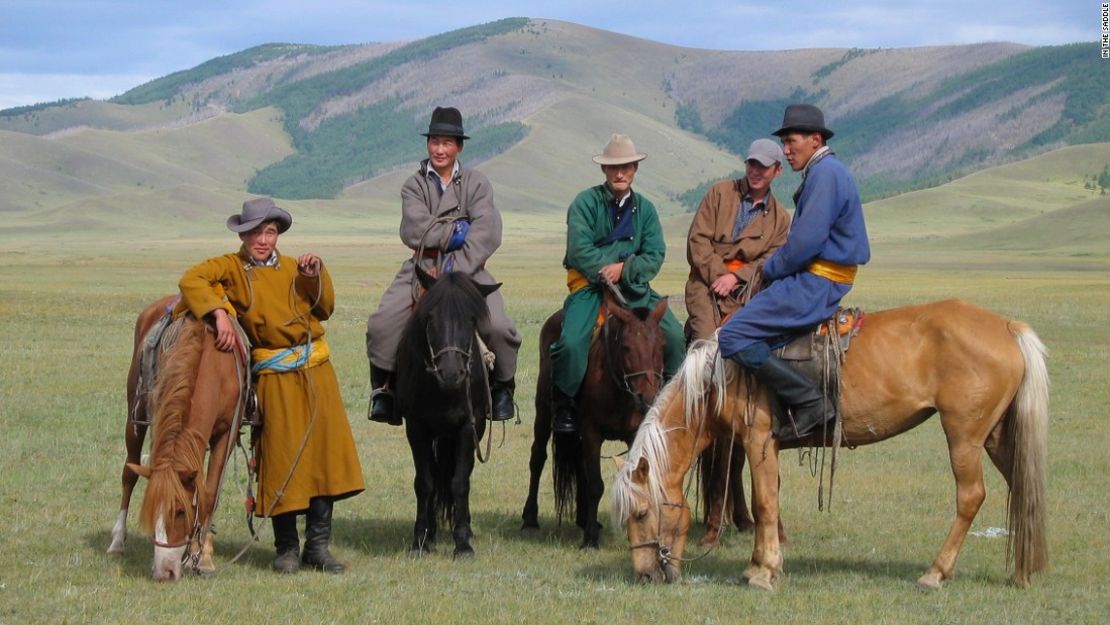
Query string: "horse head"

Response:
xmin=410 ymin=268 xmax=500 ymax=393
xmin=127 ymin=428 xmax=209 ymax=581
xmin=612 ymin=453 xmax=690 ymax=583
xmin=604 ymin=297 xmax=668 ymax=414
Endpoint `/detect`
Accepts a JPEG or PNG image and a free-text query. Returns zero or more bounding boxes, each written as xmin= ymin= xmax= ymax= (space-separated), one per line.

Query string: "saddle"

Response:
xmin=768 ymin=308 xmax=864 ymax=438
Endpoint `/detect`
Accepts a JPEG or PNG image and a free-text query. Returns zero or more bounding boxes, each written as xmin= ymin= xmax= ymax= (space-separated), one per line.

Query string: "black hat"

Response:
xmin=772 ymin=104 xmax=834 ymax=140
xmin=421 ymin=106 xmax=469 ymax=140
xmin=226 ymin=197 xmax=292 ymax=233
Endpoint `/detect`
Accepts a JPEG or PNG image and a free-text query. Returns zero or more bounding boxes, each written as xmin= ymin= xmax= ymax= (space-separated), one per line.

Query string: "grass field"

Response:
xmin=2 ymin=186 xmax=1109 ymax=624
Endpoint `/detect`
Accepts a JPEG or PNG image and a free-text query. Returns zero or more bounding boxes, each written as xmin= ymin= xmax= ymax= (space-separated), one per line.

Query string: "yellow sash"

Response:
xmin=808 ymin=259 xmax=858 ymax=285
xmin=251 ymin=337 xmax=330 ymax=375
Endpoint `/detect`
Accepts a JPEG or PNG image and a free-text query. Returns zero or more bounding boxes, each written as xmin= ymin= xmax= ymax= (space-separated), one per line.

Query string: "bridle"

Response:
xmin=424 ymin=327 xmax=495 ymax=463
xmin=601 ymin=298 xmax=663 ymax=414
xmin=627 ymin=499 xmax=717 ymax=570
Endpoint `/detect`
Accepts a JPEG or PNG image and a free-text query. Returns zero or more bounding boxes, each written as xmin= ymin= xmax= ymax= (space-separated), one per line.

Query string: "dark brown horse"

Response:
xmin=613 ymin=300 xmax=1049 ymax=590
xmin=522 ymin=296 xmax=669 ymax=549
xmin=108 ymin=297 xmax=246 ymax=581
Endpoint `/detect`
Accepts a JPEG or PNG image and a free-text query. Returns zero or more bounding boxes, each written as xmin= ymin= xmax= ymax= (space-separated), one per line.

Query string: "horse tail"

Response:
xmin=1006 ymin=322 xmax=1050 ymax=587
xmin=552 ymin=431 xmax=580 ymax=525
xmin=432 ymin=437 xmax=457 ymax=527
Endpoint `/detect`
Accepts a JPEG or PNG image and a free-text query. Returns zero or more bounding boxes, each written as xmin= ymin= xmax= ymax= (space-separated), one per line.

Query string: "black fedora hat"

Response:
xmin=226 ymin=197 xmax=292 ymax=233
xmin=772 ymin=104 xmax=834 ymax=140
xmin=421 ymin=106 xmax=469 ymax=140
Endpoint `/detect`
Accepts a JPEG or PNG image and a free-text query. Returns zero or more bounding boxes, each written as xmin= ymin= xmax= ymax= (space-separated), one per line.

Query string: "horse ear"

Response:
xmin=608 ymin=302 xmax=633 ymax=323
xmin=414 ymin=264 xmax=437 ymax=290
xmin=632 ymin=456 xmax=650 ymax=482
xmin=476 ymin=281 xmax=502 ymax=298
xmin=126 ymin=463 xmax=152 ymax=479
xmin=650 ymin=297 xmax=669 ymax=322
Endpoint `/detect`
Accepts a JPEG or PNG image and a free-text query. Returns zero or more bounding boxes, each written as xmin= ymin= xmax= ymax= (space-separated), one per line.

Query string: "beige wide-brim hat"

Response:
xmin=592 ymin=134 xmax=647 ymax=165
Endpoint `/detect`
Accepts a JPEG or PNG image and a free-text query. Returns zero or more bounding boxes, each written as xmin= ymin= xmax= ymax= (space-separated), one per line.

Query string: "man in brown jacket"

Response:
xmin=366 ymin=107 xmax=521 ymax=425
xmin=684 ymin=138 xmax=791 ymax=341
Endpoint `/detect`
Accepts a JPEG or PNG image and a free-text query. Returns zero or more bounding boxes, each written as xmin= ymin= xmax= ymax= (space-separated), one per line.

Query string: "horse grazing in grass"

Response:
xmin=523 ymin=296 xmax=731 ymax=549
xmin=398 ymin=269 xmax=499 ymax=559
xmin=108 ymin=297 xmax=246 ymax=581
xmin=612 ymin=299 xmax=1049 ymax=590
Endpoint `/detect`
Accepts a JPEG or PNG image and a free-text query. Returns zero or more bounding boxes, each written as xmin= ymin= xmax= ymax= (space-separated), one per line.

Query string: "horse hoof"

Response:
xmin=746 ymin=571 xmax=776 ymax=591
xmin=698 ymin=535 xmax=720 ymax=548
xmin=520 ymin=524 xmax=540 ymax=535
xmin=453 ymin=548 xmax=475 ymax=560
xmin=916 ymin=573 xmax=943 ymax=591
xmin=578 ymin=541 xmax=600 ymax=551
xmin=106 ymin=545 xmax=125 ymax=556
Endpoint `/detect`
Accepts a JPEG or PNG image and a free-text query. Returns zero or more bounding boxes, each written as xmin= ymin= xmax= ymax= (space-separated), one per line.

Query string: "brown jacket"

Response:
xmin=684 ymin=178 xmax=791 ymax=341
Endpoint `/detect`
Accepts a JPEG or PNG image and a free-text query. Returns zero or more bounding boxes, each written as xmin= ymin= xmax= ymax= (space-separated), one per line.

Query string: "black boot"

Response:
xmin=271 ymin=512 xmax=300 ymax=574
xmin=302 ymin=497 xmax=345 ymax=573
xmin=750 ymin=355 xmax=836 ymax=441
xmin=491 ymin=378 xmax=516 ymax=421
xmin=552 ymin=388 xmax=577 ymax=434
xmin=367 ymin=366 xmax=401 ymax=426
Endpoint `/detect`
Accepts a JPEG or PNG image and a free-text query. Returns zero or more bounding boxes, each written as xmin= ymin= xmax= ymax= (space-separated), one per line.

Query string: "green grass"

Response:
xmin=1 ymin=193 xmax=1109 ymax=624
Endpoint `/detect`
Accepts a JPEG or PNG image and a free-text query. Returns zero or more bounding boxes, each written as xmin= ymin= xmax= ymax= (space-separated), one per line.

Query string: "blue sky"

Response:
xmin=0 ymin=1 xmax=1094 ymax=110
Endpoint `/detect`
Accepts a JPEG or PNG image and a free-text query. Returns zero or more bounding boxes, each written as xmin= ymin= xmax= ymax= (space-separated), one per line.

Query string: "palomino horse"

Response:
xmin=397 ymin=269 xmax=498 ymax=559
xmin=612 ymin=299 xmax=1049 ymax=590
xmin=107 ymin=297 xmax=246 ymax=581
xmin=523 ymin=296 xmax=722 ymax=549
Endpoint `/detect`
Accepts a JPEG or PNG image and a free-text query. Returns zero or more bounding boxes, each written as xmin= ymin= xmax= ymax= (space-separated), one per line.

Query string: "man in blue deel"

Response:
xmin=718 ymin=104 xmax=870 ymax=442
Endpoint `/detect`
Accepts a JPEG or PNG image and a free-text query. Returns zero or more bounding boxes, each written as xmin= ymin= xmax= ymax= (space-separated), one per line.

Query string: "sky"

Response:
xmin=0 ymin=1 xmax=1094 ymax=110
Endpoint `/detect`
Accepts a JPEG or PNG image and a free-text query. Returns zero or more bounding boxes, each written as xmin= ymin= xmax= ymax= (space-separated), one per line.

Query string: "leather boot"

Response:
xmin=271 ymin=512 xmax=300 ymax=574
xmin=491 ymin=378 xmax=516 ymax=421
xmin=367 ymin=366 xmax=401 ymax=426
xmin=750 ymin=355 xmax=835 ymax=441
xmin=552 ymin=388 xmax=577 ymax=434
xmin=302 ymin=497 xmax=345 ymax=573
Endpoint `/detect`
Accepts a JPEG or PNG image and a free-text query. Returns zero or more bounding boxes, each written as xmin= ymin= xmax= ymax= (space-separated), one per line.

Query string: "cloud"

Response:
xmin=0 ymin=73 xmax=153 ymax=110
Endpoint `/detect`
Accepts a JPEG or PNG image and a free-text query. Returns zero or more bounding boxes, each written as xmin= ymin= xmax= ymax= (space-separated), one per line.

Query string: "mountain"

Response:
xmin=0 ymin=18 xmax=1106 ymax=212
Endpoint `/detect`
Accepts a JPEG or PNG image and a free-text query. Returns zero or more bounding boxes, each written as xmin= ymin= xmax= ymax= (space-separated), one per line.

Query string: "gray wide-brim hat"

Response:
xmin=592 ymin=133 xmax=647 ymax=165
xmin=226 ymin=197 xmax=292 ymax=233
xmin=772 ymin=103 xmax=835 ymax=140
xmin=746 ymin=138 xmax=783 ymax=166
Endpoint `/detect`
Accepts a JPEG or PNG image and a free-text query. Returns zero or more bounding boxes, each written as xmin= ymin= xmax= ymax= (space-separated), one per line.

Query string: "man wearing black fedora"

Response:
xmin=366 ymin=107 xmax=521 ymax=425
xmin=718 ymin=104 xmax=870 ymax=442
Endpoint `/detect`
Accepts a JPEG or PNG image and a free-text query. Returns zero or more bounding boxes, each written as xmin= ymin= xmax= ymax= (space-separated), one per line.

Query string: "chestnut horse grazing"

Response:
xmin=522 ymin=297 xmax=669 ymax=548
xmin=612 ymin=299 xmax=1049 ymax=590
xmin=107 ymin=297 xmax=246 ymax=581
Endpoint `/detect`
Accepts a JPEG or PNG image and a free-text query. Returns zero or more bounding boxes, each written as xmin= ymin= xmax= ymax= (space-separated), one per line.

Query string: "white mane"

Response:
xmin=611 ymin=336 xmax=737 ymax=527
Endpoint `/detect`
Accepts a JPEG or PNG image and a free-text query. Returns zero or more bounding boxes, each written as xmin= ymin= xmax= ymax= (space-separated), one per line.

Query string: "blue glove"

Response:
xmin=445 ymin=220 xmax=469 ymax=252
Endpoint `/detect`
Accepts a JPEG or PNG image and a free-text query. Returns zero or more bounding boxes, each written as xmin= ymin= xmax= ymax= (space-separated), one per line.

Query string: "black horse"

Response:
xmin=522 ymin=296 xmax=668 ymax=549
xmin=396 ymin=268 xmax=499 ymax=559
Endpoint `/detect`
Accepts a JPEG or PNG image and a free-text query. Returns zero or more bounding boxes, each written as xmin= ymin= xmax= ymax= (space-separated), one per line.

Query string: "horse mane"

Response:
xmin=611 ymin=336 xmax=736 ymax=527
xmin=137 ymin=317 xmax=211 ymax=535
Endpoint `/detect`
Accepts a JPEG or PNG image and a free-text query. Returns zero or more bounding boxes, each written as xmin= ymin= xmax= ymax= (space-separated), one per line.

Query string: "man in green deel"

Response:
xmin=549 ymin=134 xmax=686 ymax=434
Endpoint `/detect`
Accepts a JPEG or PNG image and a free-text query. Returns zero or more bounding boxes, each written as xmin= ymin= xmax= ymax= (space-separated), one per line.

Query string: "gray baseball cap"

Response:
xmin=746 ymin=138 xmax=783 ymax=166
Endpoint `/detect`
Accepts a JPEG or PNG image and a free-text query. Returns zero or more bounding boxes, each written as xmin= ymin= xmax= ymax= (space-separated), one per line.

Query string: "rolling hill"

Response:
xmin=1 ymin=18 xmax=1105 ymax=207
